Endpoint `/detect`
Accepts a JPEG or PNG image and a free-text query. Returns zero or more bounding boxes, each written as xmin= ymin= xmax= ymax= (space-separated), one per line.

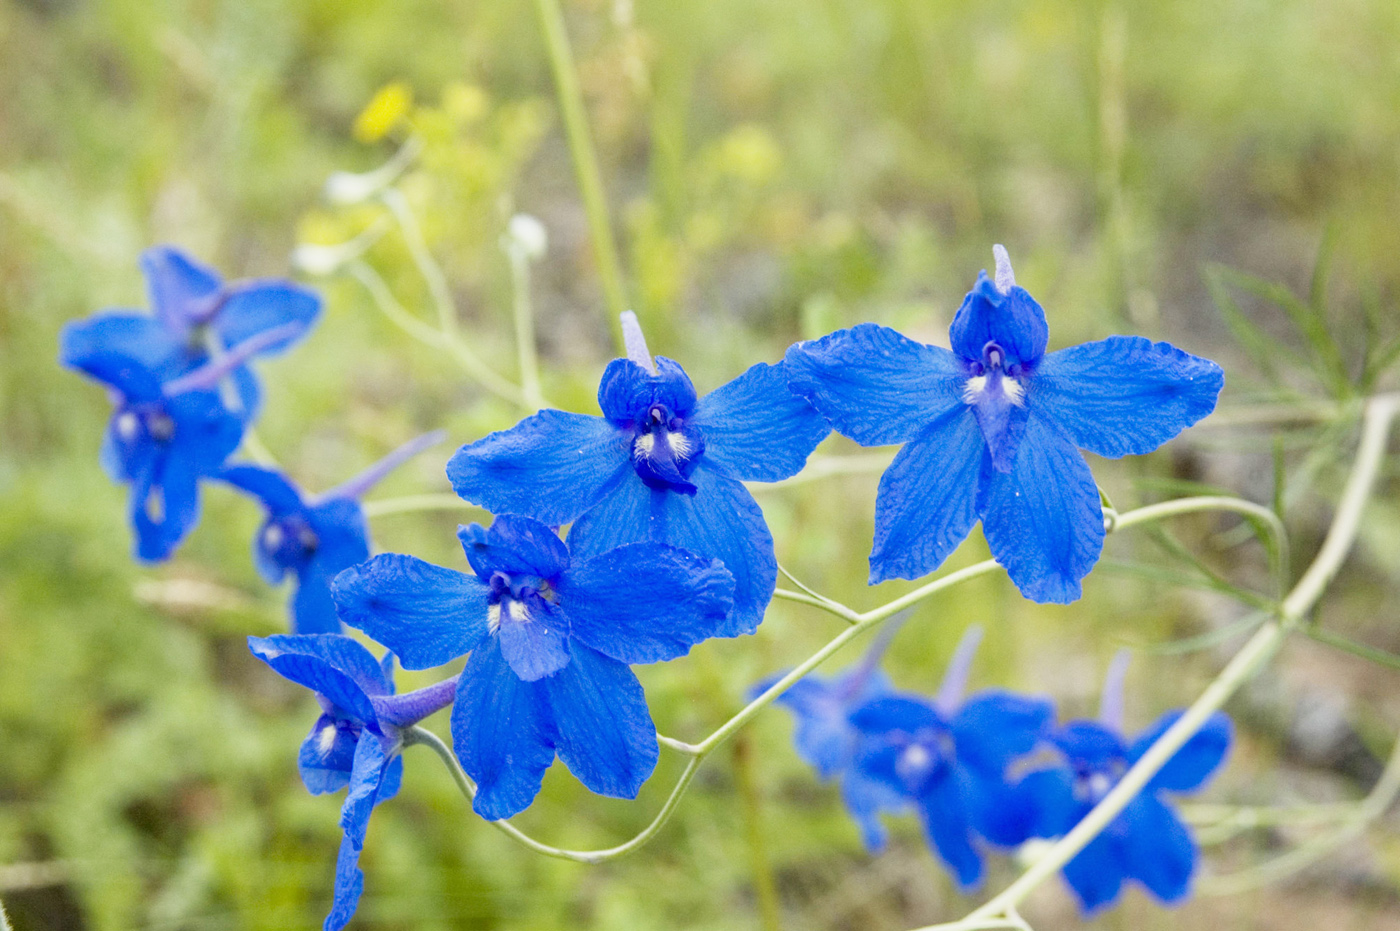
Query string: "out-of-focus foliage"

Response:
xmin=2 ymin=0 xmax=1399 ymax=929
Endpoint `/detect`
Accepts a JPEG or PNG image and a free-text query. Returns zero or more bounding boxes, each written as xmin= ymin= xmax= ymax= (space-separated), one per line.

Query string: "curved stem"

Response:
xmin=346 ymin=259 xmax=527 ymax=407
xmin=505 ymin=243 xmax=547 ymax=411
xmin=406 ymin=725 xmax=703 ymax=864
xmin=533 ymin=0 xmax=629 ymax=350
xmin=961 ymin=393 xmax=1400 ymax=924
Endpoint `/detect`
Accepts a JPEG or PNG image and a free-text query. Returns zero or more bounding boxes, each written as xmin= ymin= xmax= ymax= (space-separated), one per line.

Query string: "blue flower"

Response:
xmin=249 ymin=634 xmax=459 ymax=931
xmin=59 ymin=245 xmax=321 ymax=415
xmin=844 ymin=627 xmax=1053 ymax=889
xmin=445 ymin=312 xmax=829 ymax=636
xmin=1019 ymin=654 xmax=1232 ymax=914
xmin=785 ymin=246 xmax=1224 ymax=603
xmin=754 ymin=617 xmax=918 ymax=850
xmin=331 ymin=513 xmax=735 ymax=820
xmin=221 ymin=432 xmax=444 ymax=634
xmin=60 ymin=325 xmax=300 ymax=561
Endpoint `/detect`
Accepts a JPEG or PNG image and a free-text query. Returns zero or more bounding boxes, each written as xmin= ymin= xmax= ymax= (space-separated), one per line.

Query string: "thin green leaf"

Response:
xmin=1126 ymin=610 xmax=1273 ymax=655
xmin=1306 ymin=627 xmax=1400 ymax=672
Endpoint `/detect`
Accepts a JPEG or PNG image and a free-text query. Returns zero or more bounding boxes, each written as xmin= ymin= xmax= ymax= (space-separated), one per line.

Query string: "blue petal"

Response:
xmin=59 ymin=312 xmax=191 ymax=379
xmin=291 ymin=568 xmax=345 ymax=635
xmin=451 ymin=641 xmax=557 ymax=820
xmin=325 ymin=834 xmax=365 ymax=931
xmin=291 ymin=499 xmax=372 ymax=634
xmin=543 ymin=641 xmax=658 ymax=799
xmin=951 ymin=690 xmax=1055 ymax=775
xmin=557 ymin=543 xmax=734 ymax=664
xmin=130 ymin=448 xmax=201 ymax=563
xmin=340 ymin=735 xmax=394 ymax=850
xmin=850 ymin=695 xmax=943 ymax=736
xmin=917 ymin=772 xmax=984 ymax=890
xmin=1031 ymin=337 xmax=1224 ymax=458
xmin=446 ymin=409 xmax=630 ymax=526
xmin=1053 ymin=720 xmax=1127 ymax=769
xmin=869 ymin=405 xmax=985 ymax=584
xmin=960 ymin=764 xmax=1035 ymax=848
xmin=597 ymin=356 xmax=698 ymax=423
xmin=141 ymin=245 xmax=222 ymax=332
xmin=568 ymin=465 xmax=774 ymax=637
xmin=1129 ymin=710 xmax=1232 ymax=794
xmin=457 ymin=514 xmax=570 ymax=581
xmin=949 ymin=272 xmax=1048 ymax=367
xmin=1016 ymin=767 xmax=1083 ymax=839
xmin=249 ymin=634 xmax=389 ymax=721
xmin=298 ymin=715 xmax=358 ymax=795
xmin=841 ymin=768 xmax=907 ymax=852
xmin=215 ymin=280 xmax=321 ymax=355
xmin=784 ymin=323 xmax=965 ymax=446
xmin=64 ymin=349 xmax=166 ymax=402
xmin=332 ymin=554 xmax=490 ymax=670
xmin=1122 ymin=793 xmax=1197 ymax=904
xmin=1061 ymin=829 xmax=1127 ymax=915
xmin=689 ymin=361 xmax=830 ymax=482
xmin=165 ymin=389 xmax=246 ymax=474
xmin=220 ymin=465 xmax=304 ymax=514
xmin=498 ymin=599 xmax=572 ymax=682
xmin=979 ymin=412 xmax=1104 ymax=603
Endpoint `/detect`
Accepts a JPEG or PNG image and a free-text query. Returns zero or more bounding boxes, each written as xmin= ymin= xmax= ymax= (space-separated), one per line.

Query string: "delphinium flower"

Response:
xmin=60 ymin=325 xmax=301 ymax=561
xmin=846 ymin=627 xmax=1054 ymax=888
xmin=1019 ymin=651 xmax=1232 ymax=913
xmin=220 ymin=431 xmax=444 ymax=634
xmin=249 ymin=634 xmax=459 ymax=931
xmin=752 ymin=615 xmax=915 ymax=850
xmin=445 ymin=312 xmax=829 ymax=636
xmin=332 ymin=514 xmax=735 ymax=819
xmin=785 ymin=246 xmax=1224 ymax=603
xmin=60 ymin=245 xmax=321 ymax=415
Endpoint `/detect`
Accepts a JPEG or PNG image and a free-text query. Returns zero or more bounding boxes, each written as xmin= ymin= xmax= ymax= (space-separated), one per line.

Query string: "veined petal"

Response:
xmin=543 ymin=641 xmax=658 ymax=799
xmin=948 ymin=272 xmax=1048 ymax=367
xmin=332 ymin=554 xmax=490 ymax=669
xmin=917 ymin=773 xmax=984 ymax=890
xmin=1031 ymin=336 xmax=1224 ymax=458
xmin=568 ymin=466 xmax=774 ymax=637
xmin=249 ymin=634 xmax=388 ymax=720
xmin=307 ymin=499 xmax=372 ymax=572
xmin=447 ymin=410 xmax=630 ymax=526
xmin=1129 ymin=710 xmax=1232 ymax=794
xmin=292 ymin=567 xmax=344 ymax=635
xmin=452 ymin=642 xmax=557 ymax=820
xmin=340 ymin=735 xmax=392 ymax=850
xmin=960 ymin=764 xmax=1035 ymax=848
xmin=1053 ymin=720 xmax=1127 ymax=769
xmin=557 ymin=543 xmax=734 ymax=664
xmin=784 ymin=323 xmax=965 ymax=447
xmin=689 ymin=361 xmax=830 ymax=482
xmin=298 ymin=715 xmax=358 ymax=795
xmin=325 ymin=834 xmax=365 ymax=931
xmin=1061 ymin=828 xmax=1127 ymax=914
xmin=498 ymin=598 xmax=572 ymax=682
xmin=869 ymin=406 xmax=985 ymax=584
xmin=220 ymin=465 xmax=304 ymax=514
xmin=951 ymin=690 xmax=1055 ymax=775
xmin=59 ymin=312 xmax=190 ymax=379
xmin=141 ymin=246 xmax=222 ymax=333
xmin=1122 ymin=793 xmax=1197 ymax=904
xmin=216 ymin=280 xmax=321 ymax=354
xmin=980 ymin=412 xmax=1104 ymax=604
xmin=598 ymin=356 xmax=697 ymax=422
xmin=457 ymin=514 xmax=569 ymax=581
xmin=165 ymin=389 xmax=246 ymax=474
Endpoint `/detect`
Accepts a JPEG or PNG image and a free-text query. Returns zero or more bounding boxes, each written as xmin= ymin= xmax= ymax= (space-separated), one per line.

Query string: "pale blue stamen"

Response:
xmin=1098 ymin=648 xmax=1132 ymax=731
xmin=935 ymin=625 xmax=984 ymax=715
xmin=620 ymin=310 xmax=657 ymax=375
xmin=992 ymin=243 xmax=1015 ymax=295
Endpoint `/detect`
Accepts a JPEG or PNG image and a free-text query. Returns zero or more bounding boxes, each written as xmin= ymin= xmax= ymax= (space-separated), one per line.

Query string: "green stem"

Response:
xmin=733 ymin=734 xmax=782 ymax=931
xmin=506 ymin=244 xmax=547 ymax=410
xmin=533 ymin=0 xmax=629 ymax=349
xmin=406 ymin=725 xmax=702 ymax=864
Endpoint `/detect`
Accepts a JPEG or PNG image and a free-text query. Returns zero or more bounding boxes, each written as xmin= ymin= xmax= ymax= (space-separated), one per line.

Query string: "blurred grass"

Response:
xmin=2 ymin=0 xmax=1400 ymax=929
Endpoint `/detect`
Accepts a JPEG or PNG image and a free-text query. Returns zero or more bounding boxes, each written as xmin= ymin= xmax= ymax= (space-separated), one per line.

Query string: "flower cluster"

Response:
xmin=63 ymin=243 xmax=1230 ymax=928
xmin=765 ymin=644 xmax=1231 ymax=912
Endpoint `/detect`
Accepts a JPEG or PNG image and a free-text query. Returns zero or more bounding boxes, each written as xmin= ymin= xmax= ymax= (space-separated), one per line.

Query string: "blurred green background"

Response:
xmin=3 ymin=0 xmax=1400 ymax=929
